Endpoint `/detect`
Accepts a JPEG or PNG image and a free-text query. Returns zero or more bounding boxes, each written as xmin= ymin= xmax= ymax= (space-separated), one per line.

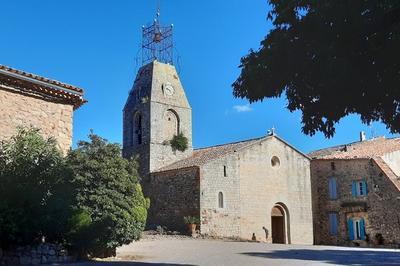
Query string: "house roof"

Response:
xmin=154 ymin=134 xmax=309 ymax=173
xmin=308 ymin=137 xmax=400 ymax=160
xmin=0 ymin=65 xmax=86 ymax=109
xmin=373 ymin=157 xmax=400 ymax=191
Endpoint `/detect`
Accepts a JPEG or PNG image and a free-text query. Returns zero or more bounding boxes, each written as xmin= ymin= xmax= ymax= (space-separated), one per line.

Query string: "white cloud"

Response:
xmin=233 ymin=104 xmax=253 ymax=113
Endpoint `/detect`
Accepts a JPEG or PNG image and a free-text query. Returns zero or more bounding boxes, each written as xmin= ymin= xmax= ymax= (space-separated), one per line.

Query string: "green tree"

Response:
xmin=67 ymin=133 xmax=148 ymax=257
xmin=233 ymin=1 xmax=400 ymax=138
xmin=0 ymin=128 xmax=74 ymax=247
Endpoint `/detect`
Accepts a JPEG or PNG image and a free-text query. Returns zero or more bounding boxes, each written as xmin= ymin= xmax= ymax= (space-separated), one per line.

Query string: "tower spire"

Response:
xmin=141 ymin=0 xmax=173 ymax=65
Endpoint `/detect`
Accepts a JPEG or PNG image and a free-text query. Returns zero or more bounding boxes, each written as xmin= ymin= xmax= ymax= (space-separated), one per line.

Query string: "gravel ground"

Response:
xmin=68 ymin=234 xmax=400 ymax=266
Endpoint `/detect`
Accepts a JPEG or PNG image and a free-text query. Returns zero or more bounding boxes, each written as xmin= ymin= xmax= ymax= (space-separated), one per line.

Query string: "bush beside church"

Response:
xmin=0 ymin=128 xmax=149 ymax=263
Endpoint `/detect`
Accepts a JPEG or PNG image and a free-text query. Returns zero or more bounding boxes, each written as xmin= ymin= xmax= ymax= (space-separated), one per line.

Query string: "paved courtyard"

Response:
xmin=74 ymin=235 xmax=400 ymax=266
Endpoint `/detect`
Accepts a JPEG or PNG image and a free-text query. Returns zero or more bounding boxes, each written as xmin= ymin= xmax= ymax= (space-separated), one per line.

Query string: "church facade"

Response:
xmin=122 ymin=60 xmax=313 ymax=244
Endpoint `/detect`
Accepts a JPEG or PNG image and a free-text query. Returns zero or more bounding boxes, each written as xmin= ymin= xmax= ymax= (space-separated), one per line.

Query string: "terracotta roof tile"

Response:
xmin=0 ymin=65 xmax=86 ymax=109
xmin=0 ymin=65 xmax=83 ymax=93
xmin=308 ymin=137 xmax=400 ymax=159
xmin=154 ymin=137 xmax=265 ymax=172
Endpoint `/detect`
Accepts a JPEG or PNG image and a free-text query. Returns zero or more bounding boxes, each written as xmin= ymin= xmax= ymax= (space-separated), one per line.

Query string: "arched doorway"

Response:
xmin=271 ymin=204 xmax=290 ymax=244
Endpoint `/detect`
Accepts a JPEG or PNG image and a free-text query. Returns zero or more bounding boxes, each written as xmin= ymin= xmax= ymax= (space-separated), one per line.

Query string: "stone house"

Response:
xmin=123 ymin=60 xmax=314 ymax=244
xmin=0 ymin=65 xmax=86 ymax=153
xmin=309 ymin=135 xmax=400 ymax=247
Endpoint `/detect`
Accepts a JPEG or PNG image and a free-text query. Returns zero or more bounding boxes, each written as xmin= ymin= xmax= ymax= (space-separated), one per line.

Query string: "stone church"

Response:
xmin=123 ymin=13 xmax=313 ymax=244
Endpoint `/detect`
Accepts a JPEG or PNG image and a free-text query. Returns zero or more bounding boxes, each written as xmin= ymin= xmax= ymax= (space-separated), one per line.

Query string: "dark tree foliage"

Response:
xmin=67 ymin=133 xmax=149 ymax=257
xmin=0 ymin=128 xmax=74 ymax=247
xmin=233 ymin=1 xmax=400 ymax=137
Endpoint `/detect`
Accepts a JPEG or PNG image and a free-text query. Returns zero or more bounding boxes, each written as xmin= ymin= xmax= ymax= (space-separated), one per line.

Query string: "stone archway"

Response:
xmin=271 ymin=203 xmax=290 ymax=244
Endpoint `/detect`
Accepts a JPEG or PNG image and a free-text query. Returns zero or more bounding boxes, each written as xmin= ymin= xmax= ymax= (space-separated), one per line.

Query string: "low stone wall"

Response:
xmin=0 ymin=243 xmax=74 ymax=265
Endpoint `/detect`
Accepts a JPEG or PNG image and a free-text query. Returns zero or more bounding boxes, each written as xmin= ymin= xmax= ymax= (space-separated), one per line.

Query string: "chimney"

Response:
xmin=360 ymin=131 xmax=366 ymax=142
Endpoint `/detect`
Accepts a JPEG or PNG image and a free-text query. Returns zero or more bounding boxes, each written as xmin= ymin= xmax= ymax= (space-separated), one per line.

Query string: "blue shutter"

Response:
xmin=332 ymin=179 xmax=337 ymax=199
xmin=363 ymin=180 xmax=368 ymax=195
xmin=360 ymin=218 xmax=366 ymax=240
xmin=329 ymin=178 xmax=337 ymax=199
xmin=333 ymin=214 xmax=338 ymax=235
xmin=329 ymin=214 xmax=333 ymax=234
xmin=351 ymin=181 xmax=357 ymax=197
xmin=329 ymin=213 xmax=338 ymax=235
xmin=347 ymin=218 xmax=354 ymax=240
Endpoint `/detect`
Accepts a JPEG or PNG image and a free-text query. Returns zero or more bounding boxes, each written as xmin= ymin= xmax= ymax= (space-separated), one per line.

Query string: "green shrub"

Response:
xmin=183 ymin=216 xmax=199 ymax=225
xmin=170 ymin=133 xmax=188 ymax=152
xmin=67 ymin=133 xmax=149 ymax=257
xmin=0 ymin=128 xmax=74 ymax=247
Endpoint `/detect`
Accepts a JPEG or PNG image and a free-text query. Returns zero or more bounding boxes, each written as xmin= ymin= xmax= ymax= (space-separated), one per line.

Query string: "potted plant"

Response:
xmin=183 ymin=216 xmax=199 ymax=236
xmin=374 ymin=233 xmax=384 ymax=246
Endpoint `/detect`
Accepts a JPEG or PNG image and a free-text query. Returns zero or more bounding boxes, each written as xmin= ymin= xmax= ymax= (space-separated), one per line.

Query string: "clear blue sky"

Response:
xmin=1 ymin=0 xmax=397 ymax=153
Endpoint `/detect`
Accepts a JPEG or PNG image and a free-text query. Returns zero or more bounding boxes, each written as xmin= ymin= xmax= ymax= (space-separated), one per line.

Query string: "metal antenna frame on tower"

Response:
xmin=141 ymin=1 xmax=174 ymax=65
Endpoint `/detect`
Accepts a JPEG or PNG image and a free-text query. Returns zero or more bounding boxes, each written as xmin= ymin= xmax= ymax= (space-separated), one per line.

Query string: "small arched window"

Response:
xmin=218 ymin=192 xmax=224 ymax=208
xmin=271 ymin=156 xmax=280 ymax=168
xmin=134 ymin=112 xmax=142 ymax=145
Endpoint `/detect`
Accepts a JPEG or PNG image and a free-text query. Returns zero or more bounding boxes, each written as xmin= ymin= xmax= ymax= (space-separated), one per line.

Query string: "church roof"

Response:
xmin=154 ymin=137 xmax=264 ymax=172
xmin=0 ymin=65 xmax=86 ymax=109
xmin=308 ymin=137 xmax=400 ymax=160
xmin=154 ymin=135 xmax=309 ymax=173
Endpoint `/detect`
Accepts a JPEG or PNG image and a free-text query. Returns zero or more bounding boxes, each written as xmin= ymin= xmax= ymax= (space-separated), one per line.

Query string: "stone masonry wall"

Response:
xmin=200 ymin=154 xmax=241 ymax=238
xmin=148 ymin=61 xmax=193 ymax=173
xmin=146 ymin=167 xmax=200 ymax=230
xmin=311 ymin=159 xmax=400 ymax=247
xmin=237 ymin=137 xmax=313 ymax=244
xmin=122 ymin=61 xmax=193 ymax=177
xmin=200 ymin=137 xmax=313 ymax=244
xmin=0 ymin=243 xmax=73 ymax=265
xmin=0 ymin=88 xmax=73 ymax=154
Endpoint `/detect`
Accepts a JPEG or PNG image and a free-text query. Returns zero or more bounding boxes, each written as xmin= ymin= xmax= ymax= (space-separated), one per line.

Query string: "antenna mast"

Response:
xmin=141 ymin=0 xmax=174 ymax=65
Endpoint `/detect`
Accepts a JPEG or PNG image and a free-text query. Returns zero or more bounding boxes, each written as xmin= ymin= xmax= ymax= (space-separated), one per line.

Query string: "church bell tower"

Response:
xmin=123 ymin=7 xmax=193 ymax=177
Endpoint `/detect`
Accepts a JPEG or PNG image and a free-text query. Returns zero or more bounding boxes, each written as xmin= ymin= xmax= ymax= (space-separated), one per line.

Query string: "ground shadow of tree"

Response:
xmin=65 ymin=261 xmax=196 ymax=266
xmin=241 ymin=249 xmax=400 ymax=265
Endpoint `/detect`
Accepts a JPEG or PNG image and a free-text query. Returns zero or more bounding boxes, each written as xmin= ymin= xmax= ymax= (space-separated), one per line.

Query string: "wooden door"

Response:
xmin=271 ymin=215 xmax=285 ymax=243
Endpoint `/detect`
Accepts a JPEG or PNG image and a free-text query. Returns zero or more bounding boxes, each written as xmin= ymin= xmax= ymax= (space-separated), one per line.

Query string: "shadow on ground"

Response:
xmin=241 ymin=248 xmax=400 ymax=265
xmin=72 ymin=262 xmax=195 ymax=266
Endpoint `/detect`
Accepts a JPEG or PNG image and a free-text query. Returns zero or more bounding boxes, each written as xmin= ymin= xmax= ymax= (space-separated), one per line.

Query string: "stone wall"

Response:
xmin=311 ymin=159 xmax=400 ymax=247
xmin=146 ymin=167 xmax=200 ymax=230
xmin=122 ymin=60 xmax=193 ymax=176
xmin=237 ymin=137 xmax=313 ymax=244
xmin=200 ymin=154 xmax=241 ymax=238
xmin=0 ymin=243 xmax=73 ymax=265
xmin=0 ymin=88 xmax=73 ymax=154
xmin=200 ymin=137 xmax=313 ymax=244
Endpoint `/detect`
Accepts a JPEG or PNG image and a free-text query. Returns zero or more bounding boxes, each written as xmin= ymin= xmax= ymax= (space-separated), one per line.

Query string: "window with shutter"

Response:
xmin=328 ymin=177 xmax=337 ymax=200
xmin=348 ymin=217 xmax=367 ymax=240
xmin=352 ymin=180 xmax=368 ymax=197
xmin=329 ymin=213 xmax=338 ymax=235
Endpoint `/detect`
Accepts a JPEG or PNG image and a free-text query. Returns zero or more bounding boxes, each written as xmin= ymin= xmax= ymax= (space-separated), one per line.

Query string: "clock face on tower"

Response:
xmin=163 ymin=83 xmax=174 ymax=96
